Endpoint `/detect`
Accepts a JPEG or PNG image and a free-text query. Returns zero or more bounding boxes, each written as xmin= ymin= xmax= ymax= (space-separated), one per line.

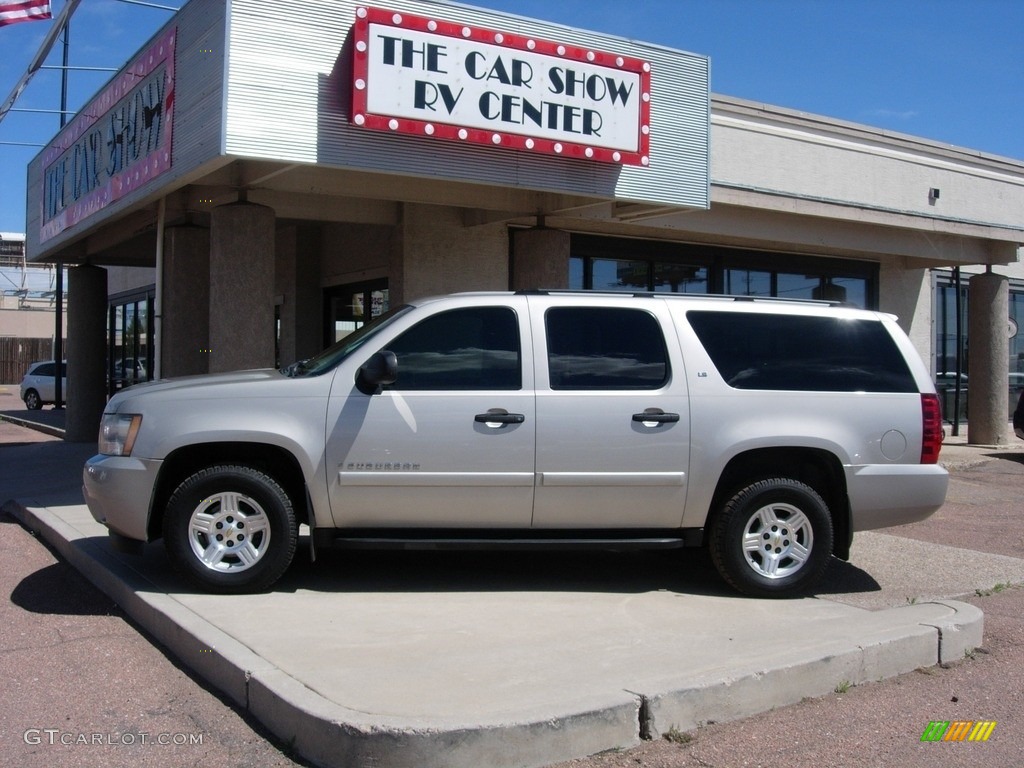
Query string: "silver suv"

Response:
xmin=84 ymin=291 xmax=948 ymax=597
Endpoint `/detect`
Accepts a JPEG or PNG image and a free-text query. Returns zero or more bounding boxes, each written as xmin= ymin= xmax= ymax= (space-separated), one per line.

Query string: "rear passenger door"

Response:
xmin=529 ymin=297 xmax=691 ymax=529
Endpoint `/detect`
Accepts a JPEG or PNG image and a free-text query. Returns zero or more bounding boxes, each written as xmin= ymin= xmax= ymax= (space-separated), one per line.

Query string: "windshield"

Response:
xmin=281 ymin=304 xmax=413 ymax=378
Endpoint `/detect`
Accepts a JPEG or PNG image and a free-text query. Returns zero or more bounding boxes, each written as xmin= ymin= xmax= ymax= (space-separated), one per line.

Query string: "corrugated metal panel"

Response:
xmin=171 ymin=1 xmax=229 ymax=174
xmin=27 ymin=0 xmax=709 ymax=260
xmin=225 ymin=0 xmax=709 ymax=209
xmin=27 ymin=0 xmax=228 ymax=260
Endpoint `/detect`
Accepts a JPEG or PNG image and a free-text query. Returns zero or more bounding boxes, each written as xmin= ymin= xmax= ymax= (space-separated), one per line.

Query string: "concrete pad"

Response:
xmin=828 ymin=530 xmax=1024 ymax=609
xmin=4 ymin=497 xmax=986 ymax=768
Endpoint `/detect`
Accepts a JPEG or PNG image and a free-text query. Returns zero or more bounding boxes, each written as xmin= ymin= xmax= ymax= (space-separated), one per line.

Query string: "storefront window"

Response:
xmin=653 ymin=262 xmax=707 ymax=293
xmin=568 ymin=236 xmax=875 ymax=308
xmin=820 ymin=277 xmax=866 ymax=307
xmin=592 ymin=258 xmax=649 ymax=291
xmin=108 ymin=289 xmax=154 ymax=394
xmin=570 ymin=257 xmax=707 ymax=293
xmin=1011 ymin=290 xmax=1024 ymax=376
xmin=1008 ymin=286 xmax=1023 ymax=409
xmin=324 ymin=279 xmax=389 ymax=347
xmin=934 ymin=274 xmax=1024 ymax=419
xmin=935 ymin=279 xmax=968 ymax=378
xmin=725 ymin=269 xmax=771 ymax=297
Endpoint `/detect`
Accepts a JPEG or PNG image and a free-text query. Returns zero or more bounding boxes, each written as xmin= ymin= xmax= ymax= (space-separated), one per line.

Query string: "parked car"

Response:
xmin=19 ymin=360 xmax=67 ymax=410
xmin=83 ymin=291 xmax=949 ymax=598
xmin=1014 ymin=389 xmax=1024 ymax=440
xmin=112 ymin=358 xmax=148 ymax=390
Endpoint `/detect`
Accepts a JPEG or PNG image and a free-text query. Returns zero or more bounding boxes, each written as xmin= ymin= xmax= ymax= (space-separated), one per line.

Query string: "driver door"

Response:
xmin=324 ymin=301 xmax=536 ymax=528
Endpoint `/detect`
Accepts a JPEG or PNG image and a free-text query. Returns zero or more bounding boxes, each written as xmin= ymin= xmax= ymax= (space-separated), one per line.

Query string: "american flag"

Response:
xmin=0 ymin=0 xmax=52 ymax=28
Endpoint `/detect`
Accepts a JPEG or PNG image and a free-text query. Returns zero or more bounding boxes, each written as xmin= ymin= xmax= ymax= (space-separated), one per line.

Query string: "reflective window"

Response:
xmin=568 ymin=237 xmax=873 ymax=309
xmin=325 ymin=281 xmax=390 ymax=346
xmin=385 ymin=307 xmax=521 ymax=390
xmin=108 ymin=292 xmax=153 ymax=394
xmin=591 ymin=258 xmax=649 ymax=292
xmin=546 ymin=307 xmax=669 ymax=390
xmin=654 ymin=263 xmax=708 ymax=293
xmin=725 ymin=269 xmax=771 ymax=297
xmin=688 ymin=311 xmax=917 ymax=392
xmin=776 ymin=273 xmax=820 ymax=300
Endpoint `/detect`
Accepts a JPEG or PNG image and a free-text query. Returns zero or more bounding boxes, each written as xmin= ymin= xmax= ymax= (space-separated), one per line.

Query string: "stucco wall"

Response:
xmin=879 ymin=258 xmax=933 ymax=363
xmin=711 ymin=98 xmax=1024 ymax=247
xmin=0 ymin=307 xmax=57 ymax=338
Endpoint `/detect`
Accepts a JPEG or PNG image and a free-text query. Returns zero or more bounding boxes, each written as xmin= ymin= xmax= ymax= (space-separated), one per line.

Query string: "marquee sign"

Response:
xmin=351 ymin=6 xmax=651 ymax=165
xmin=40 ymin=26 xmax=176 ymax=243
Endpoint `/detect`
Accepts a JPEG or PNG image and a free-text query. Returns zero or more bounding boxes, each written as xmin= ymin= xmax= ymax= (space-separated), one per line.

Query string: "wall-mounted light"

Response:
xmin=929 ymin=187 xmax=941 ymax=203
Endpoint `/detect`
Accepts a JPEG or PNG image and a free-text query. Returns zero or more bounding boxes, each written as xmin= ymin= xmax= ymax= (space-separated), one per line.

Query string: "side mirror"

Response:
xmin=356 ymin=350 xmax=398 ymax=395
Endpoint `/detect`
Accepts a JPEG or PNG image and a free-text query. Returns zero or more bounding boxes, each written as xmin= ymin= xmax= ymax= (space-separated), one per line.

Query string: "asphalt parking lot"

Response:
xmin=2 ymin=392 xmax=1023 ymax=767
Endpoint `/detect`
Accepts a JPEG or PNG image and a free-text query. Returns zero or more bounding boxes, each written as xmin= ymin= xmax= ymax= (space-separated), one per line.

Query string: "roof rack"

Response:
xmin=513 ymin=289 xmax=849 ymax=307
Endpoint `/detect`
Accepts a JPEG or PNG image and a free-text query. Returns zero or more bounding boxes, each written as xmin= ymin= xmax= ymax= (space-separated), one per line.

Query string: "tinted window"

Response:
xmin=32 ymin=363 xmax=54 ymax=376
xmin=687 ymin=311 xmax=917 ymax=392
xmin=546 ymin=307 xmax=669 ymax=390
xmin=385 ymin=307 xmax=521 ymax=390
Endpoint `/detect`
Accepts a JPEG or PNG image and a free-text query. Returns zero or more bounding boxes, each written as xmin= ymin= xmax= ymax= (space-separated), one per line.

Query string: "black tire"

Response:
xmin=709 ymin=477 xmax=833 ymax=598
xmin=162 ymin=465 xmax=297 ymax=593
xmin=24 ymin=389 xmax=42 ymax=410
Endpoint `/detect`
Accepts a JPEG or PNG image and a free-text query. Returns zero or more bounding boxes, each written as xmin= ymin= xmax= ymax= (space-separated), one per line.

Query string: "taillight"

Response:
xmin=921 ymin=393 xmax=943 ymax=464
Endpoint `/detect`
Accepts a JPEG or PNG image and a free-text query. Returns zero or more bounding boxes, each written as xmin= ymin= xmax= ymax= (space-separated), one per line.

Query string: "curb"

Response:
xmin=2 ymin=497 xmax=986 ymax=768
xmin=0 ymin=413 xmax=66 ymax=439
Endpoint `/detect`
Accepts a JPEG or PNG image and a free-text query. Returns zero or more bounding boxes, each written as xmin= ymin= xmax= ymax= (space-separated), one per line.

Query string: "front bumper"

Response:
xmin=846 ymin=463 xmax=949 ymax=531
xmin=83 ymin=454 xmax=163 ymax=542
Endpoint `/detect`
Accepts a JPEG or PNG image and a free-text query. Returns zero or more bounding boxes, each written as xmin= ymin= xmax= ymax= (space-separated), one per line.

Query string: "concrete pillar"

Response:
xmin=275 ymin=224 xmax=321 ymax=365
xmin=511 ymin=228 xmax=571 ymax=290
xmin=65 ymin=265 xmax=108 ymax=442
xmin=161 ymin=225 xmax=210 ymax=377
xmin=209 ymin=201 xmax=275 ymax=372
xmin=967 ymin=270 xmax=1009 ymax=445
xmin=399 ymin=204 xmax=508 ymax=300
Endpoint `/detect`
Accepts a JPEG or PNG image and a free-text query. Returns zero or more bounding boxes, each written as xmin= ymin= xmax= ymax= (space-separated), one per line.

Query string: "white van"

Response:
xmin=84 ymin=291 xmax=948 ymax=597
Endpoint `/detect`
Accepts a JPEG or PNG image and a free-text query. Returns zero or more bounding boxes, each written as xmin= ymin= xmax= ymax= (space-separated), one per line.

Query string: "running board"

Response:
xmin=315 ymin=528 xmax=704 ymax=551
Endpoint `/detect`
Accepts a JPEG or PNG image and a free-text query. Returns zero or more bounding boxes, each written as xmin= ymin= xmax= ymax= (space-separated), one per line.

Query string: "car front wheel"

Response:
xmin=163 ymin=465 xmax=297 ymax=593
xmin=709 ymin=477 xmax=833 ymax=598
xmin=24 ymin=389 xmax=41 ymax=410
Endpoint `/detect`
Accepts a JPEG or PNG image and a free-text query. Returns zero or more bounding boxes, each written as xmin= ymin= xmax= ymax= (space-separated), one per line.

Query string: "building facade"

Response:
xmin=0 ymin=231 xmax=68 ymax=383
xmin=23 ymin=0 xmax=1024 ymax=441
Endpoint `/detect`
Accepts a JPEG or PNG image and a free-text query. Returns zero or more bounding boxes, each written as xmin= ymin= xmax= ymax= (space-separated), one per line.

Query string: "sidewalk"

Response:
xmin=2 ymin=404 xmax=1021 ymax=768
xmin=0 ymin=384 xmax=68 ymax=439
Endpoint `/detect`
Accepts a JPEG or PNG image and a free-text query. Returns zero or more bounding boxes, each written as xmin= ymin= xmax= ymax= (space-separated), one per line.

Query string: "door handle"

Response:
xmin=475 ymin=411 xmax=525 ymax=426
xmin=632 ymin=410 xmax=680 ymax=425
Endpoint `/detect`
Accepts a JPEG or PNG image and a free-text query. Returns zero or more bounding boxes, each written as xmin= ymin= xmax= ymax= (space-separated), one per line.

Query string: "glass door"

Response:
xmin=323 ymin=279 xmax=389 ymax=348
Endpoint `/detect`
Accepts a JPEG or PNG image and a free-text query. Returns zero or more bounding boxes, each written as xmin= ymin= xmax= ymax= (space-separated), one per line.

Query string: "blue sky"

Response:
xmin=1 ymin=0 xmax=1021 ymax=234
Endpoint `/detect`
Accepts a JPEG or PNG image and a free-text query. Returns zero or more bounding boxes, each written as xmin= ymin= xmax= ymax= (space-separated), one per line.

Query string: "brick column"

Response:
xmin=161 ymin=225 xmax=211 ymax=377
xmin=209 ymin=201 xmax=275 ymax=372
xmin=511 ymin=228 xmax=570 ymax=290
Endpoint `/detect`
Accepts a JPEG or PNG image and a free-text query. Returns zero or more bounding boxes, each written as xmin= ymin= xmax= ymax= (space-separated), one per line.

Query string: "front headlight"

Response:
xmin=98 ymin=413 xmax=143 ymax=456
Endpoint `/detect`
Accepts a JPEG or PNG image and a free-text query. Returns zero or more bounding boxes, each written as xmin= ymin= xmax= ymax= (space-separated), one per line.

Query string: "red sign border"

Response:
xmin=351 ymin=6 xmax=651 ymax=166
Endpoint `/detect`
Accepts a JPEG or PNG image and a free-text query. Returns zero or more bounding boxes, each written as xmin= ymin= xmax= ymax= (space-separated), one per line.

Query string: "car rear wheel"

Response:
xmin=709 ymin=477 xmax=833 ymax=598
xmin=163 ymin=465 xmax=297 ymax=593
xmin=24 ymin=389 xmax=42 ymax=410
